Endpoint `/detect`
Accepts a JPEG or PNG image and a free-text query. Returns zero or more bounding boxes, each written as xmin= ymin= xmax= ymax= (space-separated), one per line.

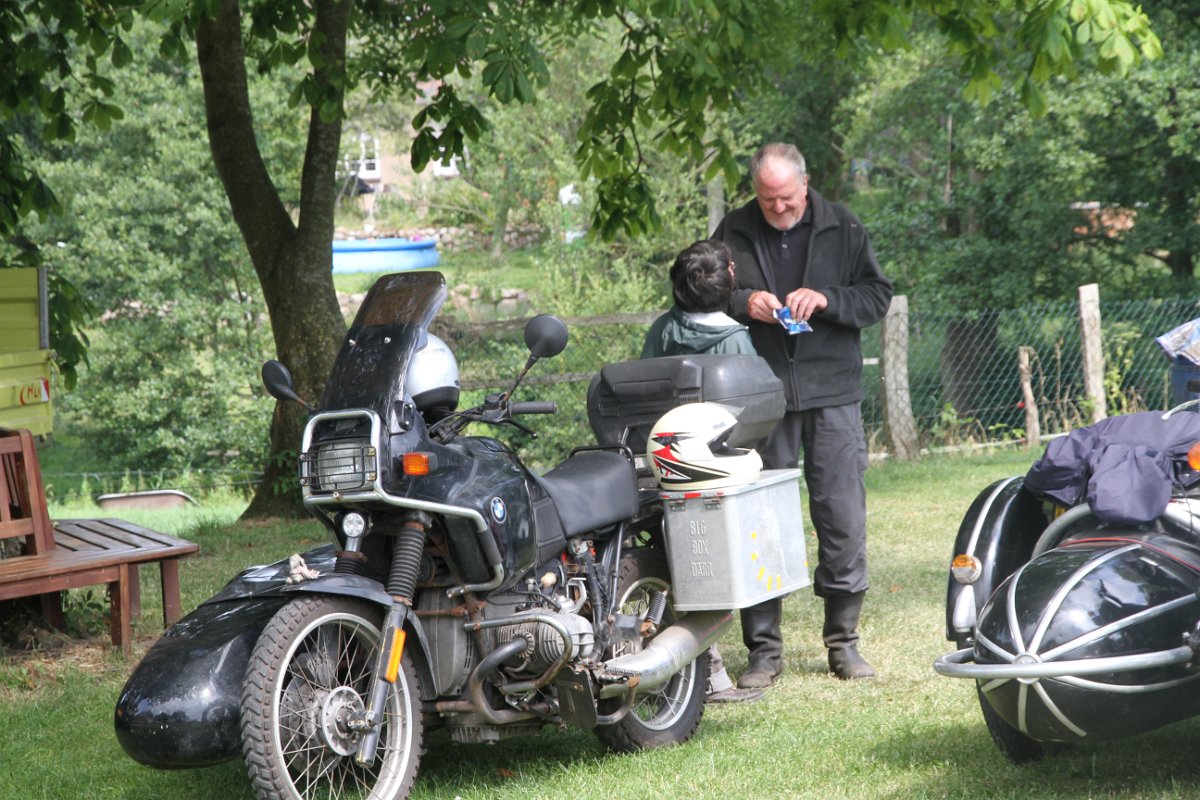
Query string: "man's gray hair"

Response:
xmin=750 ymin=143 xmax=807 ymax=184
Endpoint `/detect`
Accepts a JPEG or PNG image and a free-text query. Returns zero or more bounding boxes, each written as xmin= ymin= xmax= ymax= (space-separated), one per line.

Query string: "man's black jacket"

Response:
xmin=713 ymin=188 xmax=893 ymax=411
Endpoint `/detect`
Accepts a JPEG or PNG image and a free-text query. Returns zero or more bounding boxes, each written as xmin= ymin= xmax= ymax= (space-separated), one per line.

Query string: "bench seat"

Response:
xmin=1 ymin=429 xmax=199 ymax=652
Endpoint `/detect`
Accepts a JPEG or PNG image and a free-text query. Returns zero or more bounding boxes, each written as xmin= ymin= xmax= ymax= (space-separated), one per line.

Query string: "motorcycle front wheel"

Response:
xmin=241 ymin=596 xmax=423 ymax=800
xmin=594 ymin=545 xmax=709 ymax=752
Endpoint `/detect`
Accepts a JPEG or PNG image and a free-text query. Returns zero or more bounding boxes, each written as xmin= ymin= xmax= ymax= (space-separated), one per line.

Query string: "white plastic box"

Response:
xmin=660 ymin=468 xmax=811 ymax=611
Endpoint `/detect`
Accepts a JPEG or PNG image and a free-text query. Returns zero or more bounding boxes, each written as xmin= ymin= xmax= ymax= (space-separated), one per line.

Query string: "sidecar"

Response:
xmin=935 ymin=411 xmax=1200 ymax=761
xmin=113 ymin=545 xmax=341 ymax=767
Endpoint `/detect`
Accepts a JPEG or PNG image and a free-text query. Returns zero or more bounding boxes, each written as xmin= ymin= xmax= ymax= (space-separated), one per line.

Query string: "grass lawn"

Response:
xmin=4 ymin=447 xmax=1200 ymax=799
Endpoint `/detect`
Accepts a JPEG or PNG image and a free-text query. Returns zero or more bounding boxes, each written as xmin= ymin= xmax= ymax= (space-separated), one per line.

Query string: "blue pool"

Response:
xmin=332 ymin=238 xmax=440 ymax=273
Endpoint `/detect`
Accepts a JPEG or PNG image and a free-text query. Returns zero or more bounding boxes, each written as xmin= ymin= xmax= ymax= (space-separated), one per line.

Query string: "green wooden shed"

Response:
xmin=0 ymin=268 xmax=52 ymax=435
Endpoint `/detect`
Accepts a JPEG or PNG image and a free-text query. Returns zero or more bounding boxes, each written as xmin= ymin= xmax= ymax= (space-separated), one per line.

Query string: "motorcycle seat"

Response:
xmin=537 ymin=450 xmax=638 ymax=537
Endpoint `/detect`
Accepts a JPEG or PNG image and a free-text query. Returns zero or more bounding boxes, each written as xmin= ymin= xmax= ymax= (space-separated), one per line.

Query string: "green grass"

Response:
xmin=5 ymin=447 xmax=1200 ymax=799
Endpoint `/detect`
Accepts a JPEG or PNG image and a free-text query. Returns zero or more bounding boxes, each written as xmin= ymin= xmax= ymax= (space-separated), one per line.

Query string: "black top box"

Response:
xmin=586 ymin=354 xmax=786 ymax=452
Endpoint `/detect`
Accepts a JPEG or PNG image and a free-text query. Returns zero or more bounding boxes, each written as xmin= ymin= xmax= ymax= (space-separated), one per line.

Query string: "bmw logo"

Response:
xmin=490 ymin=497 xmax=507 ymax=522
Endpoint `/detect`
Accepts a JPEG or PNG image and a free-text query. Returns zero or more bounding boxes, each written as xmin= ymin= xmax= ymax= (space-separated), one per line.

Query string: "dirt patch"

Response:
xmin=0 ymin=600 xmax=150 ymax=686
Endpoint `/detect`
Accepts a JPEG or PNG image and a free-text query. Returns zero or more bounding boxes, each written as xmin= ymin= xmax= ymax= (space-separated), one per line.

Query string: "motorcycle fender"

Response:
xmin=944 ymin=476 xmax=1050 ymax=643
xmin=281 ymin=575 xmax=438 ymax=702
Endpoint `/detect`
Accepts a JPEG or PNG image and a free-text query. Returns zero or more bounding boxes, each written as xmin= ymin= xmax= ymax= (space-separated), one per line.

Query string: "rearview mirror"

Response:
xmin=261 ymin=360 xmax=307 ymax=407
xmin=524 ymin=315 xmax=569 ymax=359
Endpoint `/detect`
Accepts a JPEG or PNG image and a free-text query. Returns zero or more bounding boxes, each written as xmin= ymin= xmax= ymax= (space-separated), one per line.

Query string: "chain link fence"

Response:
xmin=442 ymin=295 xmax=1200 ymax=467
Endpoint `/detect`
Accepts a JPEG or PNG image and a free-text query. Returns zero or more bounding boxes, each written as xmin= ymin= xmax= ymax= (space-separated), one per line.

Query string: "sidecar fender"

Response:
xmin=944 ymin=476 xmax=1050 ymax=644
xmin=115 ymin=546 xmax=436 ymax=769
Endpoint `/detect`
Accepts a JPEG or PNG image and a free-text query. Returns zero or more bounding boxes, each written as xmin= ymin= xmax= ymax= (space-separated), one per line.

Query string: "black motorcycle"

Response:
xmin=115 ymin=270 xmax=785 ymax=800
xmin=935 ymin=399 xmax=1200 ymax=762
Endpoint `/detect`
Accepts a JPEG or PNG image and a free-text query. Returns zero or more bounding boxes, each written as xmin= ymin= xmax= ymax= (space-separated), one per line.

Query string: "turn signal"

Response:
xmin=951 ymin=554 xmax=982 ymax=585
xmin=1189 ymin=442 xmax=1200 ymax=472
xmin=403 ymin=453 xmax=431 ymax=476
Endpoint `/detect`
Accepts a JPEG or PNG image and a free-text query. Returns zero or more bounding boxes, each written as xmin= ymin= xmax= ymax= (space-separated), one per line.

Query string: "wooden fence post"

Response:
xmin=1017 ymin=346 xmax=1041 ymax=449
xmin=1079 ymin=283 xmax=1106 ymax=423
xmin=881 ymin=295 xmax=918 ymax=460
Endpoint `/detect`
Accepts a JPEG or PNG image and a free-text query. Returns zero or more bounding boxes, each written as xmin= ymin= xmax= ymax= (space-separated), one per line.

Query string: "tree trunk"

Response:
xmin=1164 ymin=154 xmax=1197 ymax=281
xmin=196 ymin=0 xmax=349 ymax=518
xmin=490 ymin=163 xmax=514 ymax=258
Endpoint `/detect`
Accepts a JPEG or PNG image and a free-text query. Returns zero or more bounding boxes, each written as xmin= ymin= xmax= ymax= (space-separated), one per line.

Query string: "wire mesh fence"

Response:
xmin=445 ymin=294 xmax=1200 ymax=467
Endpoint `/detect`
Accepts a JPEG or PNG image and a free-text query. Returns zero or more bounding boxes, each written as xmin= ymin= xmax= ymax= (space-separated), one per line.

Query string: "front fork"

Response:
xmin=353 ymin=512 xmax=430 ymax=766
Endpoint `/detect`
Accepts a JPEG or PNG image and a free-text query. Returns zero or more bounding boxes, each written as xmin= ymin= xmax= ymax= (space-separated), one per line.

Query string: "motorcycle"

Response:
xmin=935 ymin=393 xmax=1200 ymax=762
xmin=114 ymin=270 xmax=787 ymax=800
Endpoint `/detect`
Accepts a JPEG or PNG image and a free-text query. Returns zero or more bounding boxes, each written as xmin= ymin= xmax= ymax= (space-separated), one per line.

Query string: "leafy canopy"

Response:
xmin=1 ymin=0 xmax=1162 ymax=244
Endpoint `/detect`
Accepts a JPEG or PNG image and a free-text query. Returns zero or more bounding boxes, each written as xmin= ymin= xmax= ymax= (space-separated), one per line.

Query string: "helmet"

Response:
xmin=406 ymin=333 xmax=460 ymax=418
xmin=647 ymin=402 xmax=763 ymax=490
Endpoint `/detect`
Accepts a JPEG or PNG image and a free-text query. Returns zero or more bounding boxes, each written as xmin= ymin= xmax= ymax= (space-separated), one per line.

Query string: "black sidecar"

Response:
xmin=935 ymin=410 xmax=1200 ymax=761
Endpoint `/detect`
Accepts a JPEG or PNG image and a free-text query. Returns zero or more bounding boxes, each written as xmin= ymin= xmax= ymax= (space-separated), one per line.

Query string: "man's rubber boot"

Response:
xmin=823 ymin=592 xmax=876 ymax=680
xmin=737 ymin=597 xmax=784 ymax=689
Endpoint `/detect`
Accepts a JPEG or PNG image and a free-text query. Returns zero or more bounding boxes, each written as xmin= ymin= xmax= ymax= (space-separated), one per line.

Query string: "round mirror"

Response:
xmin=524 ymin=314 xmax=569 ymax=359
xmin=261 ymin=360 xmax=299 ymax=402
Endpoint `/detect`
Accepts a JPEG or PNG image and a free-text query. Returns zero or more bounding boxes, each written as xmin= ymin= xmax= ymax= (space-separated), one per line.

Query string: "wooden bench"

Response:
xmin=0 ymin=428 xmax=199 ymax=652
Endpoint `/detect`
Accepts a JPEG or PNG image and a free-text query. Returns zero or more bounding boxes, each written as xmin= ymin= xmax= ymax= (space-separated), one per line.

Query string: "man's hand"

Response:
xmin=785 ymin=288 xmax=828 ymax=321
xmin=748 ymin=290 xmax=782 ymax=324
xmin=748 ymin=288 xmax=828 ymax=324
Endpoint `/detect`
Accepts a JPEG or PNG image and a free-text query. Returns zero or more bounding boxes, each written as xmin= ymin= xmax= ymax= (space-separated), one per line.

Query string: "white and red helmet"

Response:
xmin=647 ymin=402 xmax=763 ymax=490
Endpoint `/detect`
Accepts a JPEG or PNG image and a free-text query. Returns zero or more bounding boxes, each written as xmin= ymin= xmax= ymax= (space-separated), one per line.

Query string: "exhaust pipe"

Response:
xmin=597 ymin=610 xmax=732 ymax=698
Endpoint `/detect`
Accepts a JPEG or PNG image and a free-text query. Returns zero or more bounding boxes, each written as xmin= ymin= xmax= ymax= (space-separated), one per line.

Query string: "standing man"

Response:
xmin=713 ymin=143 xmax=893 ymax=684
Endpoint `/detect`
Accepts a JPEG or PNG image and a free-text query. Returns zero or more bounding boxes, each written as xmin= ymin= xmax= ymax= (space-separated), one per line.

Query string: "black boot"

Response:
xmin=737 ymin=597 xmax=784 ymax=688
xmin=823 ymin=592 xmax=876 ymax=680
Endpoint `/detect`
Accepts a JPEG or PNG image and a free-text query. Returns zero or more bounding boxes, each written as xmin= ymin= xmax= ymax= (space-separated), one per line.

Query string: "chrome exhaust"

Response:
xmin=597 ymin=610 xmax=732 ymax=698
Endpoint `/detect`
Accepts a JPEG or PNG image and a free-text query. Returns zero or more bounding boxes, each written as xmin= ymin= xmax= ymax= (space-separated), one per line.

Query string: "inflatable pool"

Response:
xmin=332 ymin=238 xmax=440 ymax=273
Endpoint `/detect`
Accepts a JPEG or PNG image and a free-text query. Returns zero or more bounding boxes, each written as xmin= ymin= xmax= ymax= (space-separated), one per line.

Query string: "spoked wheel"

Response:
xmin=976 ymin=683 xmax=1051 ymax=764
xmin=241 ymin=597 xmax=423 ymax=800
xmin=595 ymin=546 xmax=708 ymax=752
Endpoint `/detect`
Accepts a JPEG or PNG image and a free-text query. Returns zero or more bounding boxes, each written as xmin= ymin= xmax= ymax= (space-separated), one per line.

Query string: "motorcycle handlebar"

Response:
xmin=510 ymin=401 xmax=558 ymax=415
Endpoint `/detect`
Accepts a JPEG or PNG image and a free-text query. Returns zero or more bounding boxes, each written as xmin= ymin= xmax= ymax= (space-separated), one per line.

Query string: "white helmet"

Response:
xmin=407 ymin=333 xmax=460 ymax=418
xmin=647 ymin=402 xmax=763 ymax=490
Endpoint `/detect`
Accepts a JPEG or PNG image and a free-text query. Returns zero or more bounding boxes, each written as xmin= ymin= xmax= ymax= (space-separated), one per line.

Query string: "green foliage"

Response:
xmin=840 ymin=25 xmax=1198 ymax=309
xmin=61 ymin=588 xmax=109 ymax=637
xmin=45 ymin=269 xmax=94 ymax=391
xmin=17 ymin=18 xmax=304 ymax=477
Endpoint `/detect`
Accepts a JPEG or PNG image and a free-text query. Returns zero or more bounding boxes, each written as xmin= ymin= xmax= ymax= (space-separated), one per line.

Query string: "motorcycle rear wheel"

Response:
xmin=241 ymin=596 xmax=423 ymax=800
xmin=594 ymin=546 xmax=708 ymax=752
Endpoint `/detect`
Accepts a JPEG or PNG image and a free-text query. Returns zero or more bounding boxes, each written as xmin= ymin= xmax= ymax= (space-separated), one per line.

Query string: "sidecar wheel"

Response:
xmin=976 ymin=684 xmax=1047 ymax=764
xmin=241 ymin=596 xmax=423 ymax=800
xmin=595 ymin=546 xmax=709 ymax=753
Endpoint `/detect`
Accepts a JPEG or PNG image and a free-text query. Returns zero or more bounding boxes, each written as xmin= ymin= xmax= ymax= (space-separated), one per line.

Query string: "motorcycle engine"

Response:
xmin=497 ymin=609 xmax=595 ymax=677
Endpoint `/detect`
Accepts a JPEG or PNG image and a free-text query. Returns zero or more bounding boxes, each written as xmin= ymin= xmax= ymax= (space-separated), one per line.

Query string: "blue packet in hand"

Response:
xmin=774 ymin=307 xmax=812 ymax=334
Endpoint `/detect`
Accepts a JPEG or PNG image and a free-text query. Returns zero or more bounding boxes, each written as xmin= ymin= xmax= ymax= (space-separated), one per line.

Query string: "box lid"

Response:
xmin=657 ymin=468 xmax=802 ymax=500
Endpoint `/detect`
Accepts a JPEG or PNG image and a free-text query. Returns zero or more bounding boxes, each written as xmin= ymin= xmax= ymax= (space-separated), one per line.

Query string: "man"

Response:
xmin=713 ymin=143 xmax=893 ymax=684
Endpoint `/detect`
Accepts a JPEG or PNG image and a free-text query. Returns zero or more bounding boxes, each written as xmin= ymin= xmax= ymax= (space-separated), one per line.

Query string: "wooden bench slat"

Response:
xmin=53 ymin=518 xmax=197 ymax=553
xmin=54 ymin=520 xmax=170 ymax=552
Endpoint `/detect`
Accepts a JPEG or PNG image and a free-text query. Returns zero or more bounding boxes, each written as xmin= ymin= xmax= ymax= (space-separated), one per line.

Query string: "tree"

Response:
xmin=19 ymin=19 xmax=304 ymax=479
xmin=1072 ymin=3 xmax=1200 ymax=284
xmin=1 ymin=0 xmax=1161 ymax=517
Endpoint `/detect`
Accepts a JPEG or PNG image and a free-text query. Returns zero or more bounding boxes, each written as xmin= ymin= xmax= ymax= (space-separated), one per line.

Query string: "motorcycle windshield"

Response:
xmin=318 ymin=271 xmax=448 ymax=415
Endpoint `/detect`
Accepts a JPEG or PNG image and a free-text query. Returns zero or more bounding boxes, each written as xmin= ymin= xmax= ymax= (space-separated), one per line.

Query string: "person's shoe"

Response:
xmin=828 ymin=645 xmax=876 ymax=680
xmin=707 ymin=686 xmax=765 ymax=703
xmin=823 ymin=592 xmax=876 ymax=680
xmin=736 ymin=663 xmax=780 ymax=689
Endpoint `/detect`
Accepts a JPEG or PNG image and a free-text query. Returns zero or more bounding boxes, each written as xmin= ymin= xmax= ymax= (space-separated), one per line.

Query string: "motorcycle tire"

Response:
xmin=241 ymin=596 xmax=423 ymax=800
xmin=594 ymin=545 xmax=709 ymax=753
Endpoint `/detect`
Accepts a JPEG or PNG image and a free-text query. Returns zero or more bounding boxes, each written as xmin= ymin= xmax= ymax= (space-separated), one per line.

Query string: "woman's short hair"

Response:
xmin=670 ymin=239 xmax=734 ymax=313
